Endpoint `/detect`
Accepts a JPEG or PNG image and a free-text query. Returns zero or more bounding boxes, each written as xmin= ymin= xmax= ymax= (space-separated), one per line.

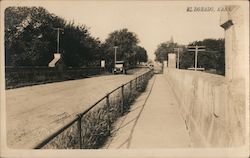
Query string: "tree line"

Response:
xmin=154 ymin=38 xmax=225 ymax=75
xmin=5 ymin=7 xmax=148 ymax=69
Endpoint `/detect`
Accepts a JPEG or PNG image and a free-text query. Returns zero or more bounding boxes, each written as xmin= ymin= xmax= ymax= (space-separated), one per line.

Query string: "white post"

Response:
xmin=177 ymin=49 xmax=180 ymax=69
xmin=57 ymin=28 xmax=60 ymax=53
xmin=114 ymin=46 xmax=118 ymax=66
xmin=174 ymin=48 xmax=181 ymax=69
xmin=52 ymin=27 xmax=64 ymax=54
xmin=195 ymin=45 xmax=198 ymax=71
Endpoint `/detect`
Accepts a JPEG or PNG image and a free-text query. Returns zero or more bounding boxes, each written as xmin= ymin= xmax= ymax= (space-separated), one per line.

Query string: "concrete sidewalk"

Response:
xmin=104 ymin=74 xmax=192 ymax=149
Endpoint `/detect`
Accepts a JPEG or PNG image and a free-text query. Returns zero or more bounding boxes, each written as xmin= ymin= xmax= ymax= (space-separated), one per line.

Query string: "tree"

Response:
xmin=180 ymin=38 xmax=225 ymax=74
xmin=102 ymin=28 xmax=139 ymax=68
xmin=5 ymin=7 xmax=102 ymax=67
xmin=134 ymin=46 xmax=148 ymax=63
xmin=5 ymin=7 xmax=65 ymax=66
xmin=61 ymin=22 xmax=95 ymax=67
xmin=5 ymin=7 xmax=149 ymax=69
xmin=154 ymin=41 xmax=178 ymax=62
xmin=179 ymin=47 xmax=193 ymax=69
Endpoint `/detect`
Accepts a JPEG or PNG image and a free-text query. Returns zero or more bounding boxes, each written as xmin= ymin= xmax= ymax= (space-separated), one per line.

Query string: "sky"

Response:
xmin=3 ymin=1 xmax=226 ymax=59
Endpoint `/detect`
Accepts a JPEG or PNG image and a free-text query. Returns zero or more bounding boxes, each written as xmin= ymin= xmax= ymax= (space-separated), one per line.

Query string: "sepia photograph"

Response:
xmin=0 ymin=0 xmax=249 ymax=157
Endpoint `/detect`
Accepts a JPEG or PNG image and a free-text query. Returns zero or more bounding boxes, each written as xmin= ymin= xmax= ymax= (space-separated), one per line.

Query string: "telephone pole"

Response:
xmin=52 ymin=27 xmax=64 ymax=53
xmin=188 ymin=45 xmax=205 ymax=71
xmin=174 ymin=48 xmax=183 ymax=69
xmin=114 ymin=46 xmax=118 ymax=67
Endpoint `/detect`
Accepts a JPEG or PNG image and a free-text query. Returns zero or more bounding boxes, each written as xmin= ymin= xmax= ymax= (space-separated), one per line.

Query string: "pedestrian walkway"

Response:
xmin=104 ymin=74 xmax=192 ymax=149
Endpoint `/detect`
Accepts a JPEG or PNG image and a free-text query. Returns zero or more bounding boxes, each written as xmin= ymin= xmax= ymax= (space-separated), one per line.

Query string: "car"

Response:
xmin=148 ymin=64 xmax=154 ymax=69
xmin=112 ymin=61 xmax=126 ymax=74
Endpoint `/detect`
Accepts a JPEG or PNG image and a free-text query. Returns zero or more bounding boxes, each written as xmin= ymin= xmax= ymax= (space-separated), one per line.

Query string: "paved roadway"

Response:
xmin=104 ymin=74 xmax=192 ymax=148
xmin=6 ymin=68 xmax=148 ymax=149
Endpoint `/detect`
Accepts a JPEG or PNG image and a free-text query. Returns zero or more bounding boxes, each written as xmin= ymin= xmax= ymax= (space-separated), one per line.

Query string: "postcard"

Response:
xmin=0 ymin=0 xmax=249 ymax=158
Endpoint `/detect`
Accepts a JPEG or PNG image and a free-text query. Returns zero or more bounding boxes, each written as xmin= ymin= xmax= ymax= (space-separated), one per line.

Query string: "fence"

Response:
xmin=33 ymin=69 xmax=154 ymax=149
xmin=5 ymin=66 xmax=106 ymax=89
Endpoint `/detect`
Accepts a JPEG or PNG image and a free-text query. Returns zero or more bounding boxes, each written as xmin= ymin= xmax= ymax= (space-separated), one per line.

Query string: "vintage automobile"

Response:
xmin=112 ymin=61 xmax=126 ymax=74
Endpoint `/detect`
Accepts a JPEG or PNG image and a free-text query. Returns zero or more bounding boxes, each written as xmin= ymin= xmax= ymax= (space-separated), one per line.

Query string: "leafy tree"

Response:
xmin=5 ymin=7 xmax=65 ymax=66
xmin=179 ymin=47 xmax=193 ymax=69
xmin=61 ymin=22 xmax=89 ymax=67
xmin=154 ymin=38 xmax=225 ymax=75
xmin=5 ymin=7 xmax=148 ymax=69
xmin=134 ymin=46 xmax=148 ymax=63
xmin=5 ymin=7 xmax=102 ymax=67
xmin=154 ymin=41 xmax=178 ymax=62
xmin=180 ymin=38 xmax=225 ymax=75
xmin=102 ymin=28 xmax=139 ymax=68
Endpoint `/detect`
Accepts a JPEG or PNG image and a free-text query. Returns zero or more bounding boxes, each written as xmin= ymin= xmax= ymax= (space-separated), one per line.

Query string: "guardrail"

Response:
xmin=33 ymin=69 xmax=154 ymax=149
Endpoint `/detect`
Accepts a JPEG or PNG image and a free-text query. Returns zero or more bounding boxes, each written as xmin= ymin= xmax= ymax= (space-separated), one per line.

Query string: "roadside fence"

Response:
xmin=5 ymin=66 xmax=106 ymax=89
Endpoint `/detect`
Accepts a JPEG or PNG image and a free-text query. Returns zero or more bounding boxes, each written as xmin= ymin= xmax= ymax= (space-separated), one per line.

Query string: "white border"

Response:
xmin=0 ymin=1 xmax=249 ymax=158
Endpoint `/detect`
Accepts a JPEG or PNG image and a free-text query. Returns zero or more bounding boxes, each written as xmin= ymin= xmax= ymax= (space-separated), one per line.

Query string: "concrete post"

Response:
xmin=168 ymin=53 xmax=176 ymax=68
xmin=163 ymin=60 xmax=168 ymax=68
xmin=220 ymin=6 xmax=246 ymax=81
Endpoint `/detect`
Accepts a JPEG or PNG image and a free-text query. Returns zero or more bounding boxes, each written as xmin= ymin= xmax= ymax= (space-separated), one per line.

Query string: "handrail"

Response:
xmin=34 ymin=117 xmax=79 ymax=149
xmin=33 ymin=69 xmax=153 ymax=149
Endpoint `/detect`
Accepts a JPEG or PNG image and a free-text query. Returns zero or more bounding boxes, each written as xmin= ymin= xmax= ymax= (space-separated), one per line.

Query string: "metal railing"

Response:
xmin=33 ymin=69 xmax=154 ymax=149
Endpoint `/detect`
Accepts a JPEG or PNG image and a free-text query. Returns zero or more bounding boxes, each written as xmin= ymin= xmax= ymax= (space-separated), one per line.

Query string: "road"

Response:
xmin=6 ymin=68 xmax=148 ymax=149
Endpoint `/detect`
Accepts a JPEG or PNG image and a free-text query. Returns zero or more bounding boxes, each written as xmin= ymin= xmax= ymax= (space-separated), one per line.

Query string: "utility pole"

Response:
xmin=114 ymin=46 xmax=118 ymax=67
xmin=52 ymin=27 xmax=64 ymax=53
xmin=174 ymin=48 xmax=183 ymax=69
xmin=188 ymin=45 xmax=205 ymax=71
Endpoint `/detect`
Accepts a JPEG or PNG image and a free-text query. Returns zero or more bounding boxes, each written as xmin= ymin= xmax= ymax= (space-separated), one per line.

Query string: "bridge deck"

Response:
xmin=104 ymin=74 xmax=192 ymax=148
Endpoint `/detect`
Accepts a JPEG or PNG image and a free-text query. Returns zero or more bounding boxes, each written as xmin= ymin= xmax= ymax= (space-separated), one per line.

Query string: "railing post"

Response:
xmin=137 ymin=76 xmax=140 ymax=90
xmin=143 ymin=74 xmax=145 ymax=82
xmin=142 ymin=75 xmax=144 ymax=87
xmin=129 ymin=81 xmax=132 ymax=99
xmin=121 ymin=85 xmax=124 ymax=115
xmin=106 ymin=93 xmax=111 ymax=135
xmin=138 ymin=76 xmax=141 ymax=90
xmin=141 ymin=75 xmax=143 ymax=87
xmin=77 ymin=114 xmax=82 ymax=149
xmin=136 ymin=77 xmax=138 ymax=90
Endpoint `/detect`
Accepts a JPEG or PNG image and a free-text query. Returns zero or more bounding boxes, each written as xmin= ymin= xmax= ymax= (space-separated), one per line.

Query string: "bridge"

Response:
xmin=5 ymin=64 xmax=246 ymax=149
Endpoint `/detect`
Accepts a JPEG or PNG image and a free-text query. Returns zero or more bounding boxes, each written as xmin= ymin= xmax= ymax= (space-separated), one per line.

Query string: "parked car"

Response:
xmin=112 ymin=61 xmax=126 ymax=74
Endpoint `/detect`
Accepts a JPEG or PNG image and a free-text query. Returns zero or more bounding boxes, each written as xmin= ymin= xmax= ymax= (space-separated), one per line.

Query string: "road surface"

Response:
xmin=6 ymin=68 xmax=148 ymax=149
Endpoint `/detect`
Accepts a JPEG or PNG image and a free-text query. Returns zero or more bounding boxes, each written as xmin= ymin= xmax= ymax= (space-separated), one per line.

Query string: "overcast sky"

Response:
xmin=3 ymin=1 xmax=227 ymax=59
